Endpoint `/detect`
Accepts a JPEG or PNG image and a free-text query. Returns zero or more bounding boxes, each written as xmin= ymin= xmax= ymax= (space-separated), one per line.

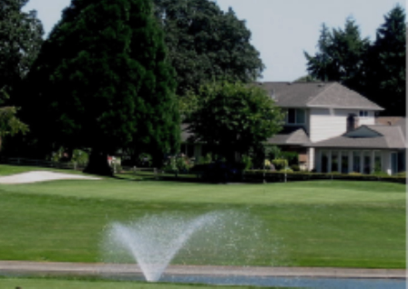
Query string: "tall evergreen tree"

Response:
xmin=0 ymin=0 xmax=43 ymax=96
xmin=367 ymin=5 xmax=406 ymax=116
xmin=21 ymin=0 xmax=179 ymax=174
xmin=304 ymin=19 xmax=369 ymax=92
xmin=153 ymin=0 xmax=264 ymax=96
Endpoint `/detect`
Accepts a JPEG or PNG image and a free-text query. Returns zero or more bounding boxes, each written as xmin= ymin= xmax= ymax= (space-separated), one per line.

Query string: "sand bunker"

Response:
xmin=0 ymin=171 xmax=101 ymax=184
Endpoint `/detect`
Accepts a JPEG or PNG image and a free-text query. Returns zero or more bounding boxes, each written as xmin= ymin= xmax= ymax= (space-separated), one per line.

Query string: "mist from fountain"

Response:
xmin=103 ymin=212 xmax=220 ymax=282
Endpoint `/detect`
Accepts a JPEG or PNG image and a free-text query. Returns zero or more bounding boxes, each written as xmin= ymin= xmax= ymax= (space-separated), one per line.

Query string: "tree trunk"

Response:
xmin=83 ymin=148 xmax=113 ymax=176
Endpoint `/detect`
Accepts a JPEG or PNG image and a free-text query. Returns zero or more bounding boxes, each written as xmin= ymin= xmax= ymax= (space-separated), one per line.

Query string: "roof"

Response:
xmin=376 ymin=117 xmax=404 ymax=126
xmin=259 ymin=82 xmax=383 ymax=111
xmin=266 ymin=126 xmax=311 ymax=145
xmin=311 ymin=125 xmax=406 ymax=149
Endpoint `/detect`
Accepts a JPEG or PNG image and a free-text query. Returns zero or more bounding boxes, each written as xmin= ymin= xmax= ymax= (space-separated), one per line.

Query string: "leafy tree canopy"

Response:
xmin=153 ymin=0 xmax=264 ymax=96
xmin=367 ymin=5 xmax=406 ymax=116
xmin=304 ymin=6 xmax=406 ymax=116
xmin=304 ymin=19 xmax=369 ymax=92
xmin=20 ymin=0 xmax=179 ymax=174
xmin=187 ymin=81 xmax=284 ymax=162
xmin=0 ymin=89 xmax=28 ymax=147
xmin=0 ymin=0 xmax=43 ymax=96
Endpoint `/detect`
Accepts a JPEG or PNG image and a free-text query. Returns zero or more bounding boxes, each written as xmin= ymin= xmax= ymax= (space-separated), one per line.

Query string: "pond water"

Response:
xmin=160 ymin=274 xmax=406 ymax=289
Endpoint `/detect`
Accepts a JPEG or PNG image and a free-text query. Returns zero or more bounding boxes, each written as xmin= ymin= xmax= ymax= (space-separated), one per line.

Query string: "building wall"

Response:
xmin=309 ymin=108 xmax=376 ymax=142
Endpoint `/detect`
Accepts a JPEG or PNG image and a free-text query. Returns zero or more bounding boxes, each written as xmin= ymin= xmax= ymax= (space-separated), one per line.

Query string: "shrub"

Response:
xmin=348 ymin=171 xmax=362 ymax=176
xmin=396 ymin=171 xmax=406 ymax=177
xmin=290 ymin=164 xmax=300 ymax=171
xmin=371 ymin=170 xmax=389 ymax=177
xmin=163 ymin=154 xmax=193 ymax=173
xmin=198 ymin=153 xmax=213 ymax=165
xmin=281 ymin=151 xmax=299 ymax=165
xmin=71 ymin=149 xmax=89 ymax=167
xmin=264 ymin=159 xmax=272 ymax=169
xmin=242 ymin=154 xmax=253 ymax=170
xmin=265 ymin=145 xmax=281 ymax=160
xmin=272 ymin=159 xmax=288 ymax=170
xmin=279 ymin=168 xmax=293 ymax=173
xmin=138 ymin=153 xmax=152 ymax=167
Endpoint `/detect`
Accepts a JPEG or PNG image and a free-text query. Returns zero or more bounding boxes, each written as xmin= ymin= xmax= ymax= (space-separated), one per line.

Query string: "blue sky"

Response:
xmin=23 ymin=0 xmax=405 ymax=82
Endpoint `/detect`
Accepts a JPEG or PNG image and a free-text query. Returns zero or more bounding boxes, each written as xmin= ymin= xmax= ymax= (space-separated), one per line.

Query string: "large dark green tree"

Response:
xmin=0 ymin=0 xmax=43 ymax=95
xmin=366 ymin=5 xmax=406 ymax=116
xmin=153 ymin=0 xmax=264 ymax=97
xmin=0 ymin=0 xmax=42 ymax=153
xmin=20 ymin=0 xmax=179 ymax=175
xmin=305 ymin=6 xmax=406 ymax=116
xmin=304 ymin=19 xmax=369 ymax=92
xmin=187 ymin=81 xmax=283 ymax=163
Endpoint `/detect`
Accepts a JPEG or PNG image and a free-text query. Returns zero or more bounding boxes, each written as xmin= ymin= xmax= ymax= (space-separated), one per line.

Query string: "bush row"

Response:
xmin=243 ymin=170 xmax=406 ymax=184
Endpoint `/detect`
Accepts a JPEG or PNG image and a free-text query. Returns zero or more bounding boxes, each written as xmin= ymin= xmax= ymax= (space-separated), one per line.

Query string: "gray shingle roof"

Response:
xmin=310 ymin=125 xmax=406 ymax=149
xmin=259 ymin=82 xmax=383 ymax=110
xmin=267 ymin=126 xmax=311 ymax=145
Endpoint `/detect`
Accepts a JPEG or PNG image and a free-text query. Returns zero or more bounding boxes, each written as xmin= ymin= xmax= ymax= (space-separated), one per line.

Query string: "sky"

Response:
xmin=23 ymin=0 xmax=405 ymax=82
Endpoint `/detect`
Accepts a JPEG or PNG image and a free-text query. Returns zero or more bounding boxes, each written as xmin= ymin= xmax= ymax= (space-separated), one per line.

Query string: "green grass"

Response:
xmin=0 ymin=277 xmax=286 ymax=289
xmin=0 ymin=165 xmax=405 ymax=269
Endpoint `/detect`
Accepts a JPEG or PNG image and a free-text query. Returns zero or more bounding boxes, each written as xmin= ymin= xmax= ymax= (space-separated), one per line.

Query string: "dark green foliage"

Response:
xmin=0 ymin=90 xmax=28 ymax=150
xmin=280 ymin=151 xmax=299 ymax=166
xmin=0 ymin=0 xmax=43 ymax=96
xmin=304 ymin=20 xmax=369 ymax=92
xmin=305 ymin=6 xmax=406 ymax=116
xmin=153 ymin=0 xmax=264 ymax=96
xmin=0 ymin=0 xmax=41 ymax=152
xmin=20 ymin=0 xmax=179 ymax=174
xmin=366 ymin=5 xmax=406 ymax=116
xmin=188 ymin=81 xmax=284 ymax=162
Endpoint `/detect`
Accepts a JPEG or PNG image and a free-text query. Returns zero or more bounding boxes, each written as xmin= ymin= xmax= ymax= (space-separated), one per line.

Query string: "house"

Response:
xmin=261 ymin=81 xmax=406 ymax=175
xmin=181 ymin=81 xmax=406 ymax=175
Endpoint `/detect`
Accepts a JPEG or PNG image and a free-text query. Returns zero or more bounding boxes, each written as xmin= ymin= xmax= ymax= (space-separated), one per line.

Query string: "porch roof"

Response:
xmin=267 ymin=126 xmax=311 ymax=145
xmin=310 ymin=125 xmax=406 ymax=149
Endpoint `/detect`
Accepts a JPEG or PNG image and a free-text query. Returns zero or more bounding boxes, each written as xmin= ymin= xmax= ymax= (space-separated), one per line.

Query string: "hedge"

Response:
xmin=243 ymin=170 xmax=406 ymax=184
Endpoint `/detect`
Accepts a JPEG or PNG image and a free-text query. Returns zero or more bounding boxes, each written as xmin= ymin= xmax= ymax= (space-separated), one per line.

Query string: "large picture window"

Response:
xmin=287 ymin=108 xmax=306 ymax=124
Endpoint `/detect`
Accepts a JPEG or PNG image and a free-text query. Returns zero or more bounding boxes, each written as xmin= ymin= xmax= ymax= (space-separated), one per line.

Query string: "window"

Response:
xmin=287 ymin=109 xmax=306 ymax=124
xmin=341 ymin=151 xmax=349 ymax=173
xmin=331 ymin=151 xmax=339 ymax=172
xmin=353 ymin=151 xmax=361 ymax=173
xmin=363 ymin=151 xmax=371 ymax=174
xmin=374 ymin=151 xmax=382 ymax=173
xmin=359 ymin=110 xmax=368 ymax=117
xmin=321 ymin=151 xmax=329 ymax=173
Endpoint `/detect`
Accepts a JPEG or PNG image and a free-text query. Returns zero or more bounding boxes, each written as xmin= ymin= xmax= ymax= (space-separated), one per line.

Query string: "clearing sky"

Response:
xmin=23 ymin=0 xmax=405 ymax=82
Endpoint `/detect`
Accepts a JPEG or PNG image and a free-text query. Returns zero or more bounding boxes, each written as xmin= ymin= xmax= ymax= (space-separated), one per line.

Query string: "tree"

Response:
xmin=20 ymin=0 xmax=179 ymax=175
xmin=0 ymin=0 xmax=43 ymax=96
xmin=0 ymin=89 xmax=28 ymax=151
xmin=366 ymin=5 xmax=406 ymax=116
xmin=187 ymin=81 xmax=284 ymax=163
xmin=153 ymin=0 xmax=264 ymax=97
xmin=304 ymin=19 xmax=370 ymax=92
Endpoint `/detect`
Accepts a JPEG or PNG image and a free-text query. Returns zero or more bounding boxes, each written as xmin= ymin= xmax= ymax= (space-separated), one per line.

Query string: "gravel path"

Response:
xmin=0 ymin=171 xmax=101 ymax=184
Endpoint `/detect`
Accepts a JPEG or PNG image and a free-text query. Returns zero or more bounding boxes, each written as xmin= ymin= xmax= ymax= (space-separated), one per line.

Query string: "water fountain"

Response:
xmin=102 ymin=212 xmax=222 ymax=282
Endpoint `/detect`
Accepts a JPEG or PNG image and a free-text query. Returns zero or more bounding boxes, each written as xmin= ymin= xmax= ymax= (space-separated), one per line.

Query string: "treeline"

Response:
xmin=0 ymin=0 xmax=265 ymax=175
xmin=304 ymin=5 xmax=406 ymax=116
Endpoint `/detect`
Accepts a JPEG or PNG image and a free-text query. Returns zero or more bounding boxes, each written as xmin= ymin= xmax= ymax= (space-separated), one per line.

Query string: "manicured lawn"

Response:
xmin=0 ymin=165 xmax=405 ymax=269
xmin=0 ymin=277 xmax=285 ymax=289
